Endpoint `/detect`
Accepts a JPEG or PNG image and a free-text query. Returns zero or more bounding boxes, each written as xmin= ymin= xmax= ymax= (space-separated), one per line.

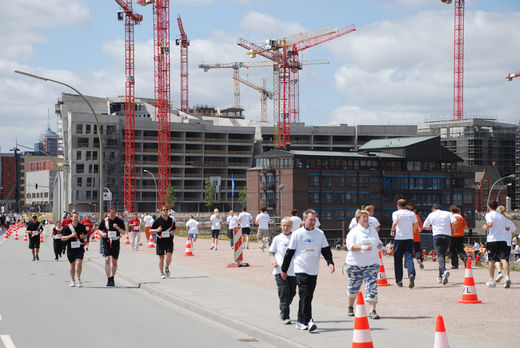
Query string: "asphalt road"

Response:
xmin=0 ymin=234 xmax=270 ymax=348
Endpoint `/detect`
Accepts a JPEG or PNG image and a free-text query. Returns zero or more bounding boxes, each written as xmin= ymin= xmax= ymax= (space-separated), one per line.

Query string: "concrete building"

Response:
xmin=56 ymin=93 xmax=418 ymax=213
xmin=24 ymin=159 xmax=59 ymax=212
xmin=247 ymin=136 xmax=475 ymax=238
xmin=0 ymin=152 xmax=25 ymax=212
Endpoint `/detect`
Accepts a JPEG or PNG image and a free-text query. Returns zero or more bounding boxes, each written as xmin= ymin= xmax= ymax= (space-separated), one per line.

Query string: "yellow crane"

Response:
xmin=233 ymin=76 xmax=273 ymax=122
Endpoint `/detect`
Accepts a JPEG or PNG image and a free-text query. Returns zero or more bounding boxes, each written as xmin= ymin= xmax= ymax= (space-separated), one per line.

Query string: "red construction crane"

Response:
xmin=506 ymin=72 xmax=520 ymax=81
xmin=238 ymin=25 xmax=355 ymax=149
xmin=115 ymin=0 xmax=143 ymax=213
xmin=441 ymin=0 xmax=465 ymax=120
xmin=176 ymin=14 xmax=189 ymax=112
xmin=138 ymin=0 xmax=171 ymax=207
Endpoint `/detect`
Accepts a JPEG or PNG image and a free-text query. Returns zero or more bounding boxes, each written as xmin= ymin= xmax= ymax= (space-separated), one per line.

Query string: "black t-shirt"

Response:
xmin=61 ymin=223 xmax=87 ymax=249
xmin=26 ymin=221 xmax=43 ymax=238
xmin=151 ymin=216 xmax=175 ymax=240
xmin=98 ymin=216 xmax=126 ymax=243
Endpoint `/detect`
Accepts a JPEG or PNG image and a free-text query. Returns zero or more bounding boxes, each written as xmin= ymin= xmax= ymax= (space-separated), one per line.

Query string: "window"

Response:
xmin=86 ymin=151 xmax=91 ymax=161
xmin=86 ymin=191 xmax=91 ymax=200
xmin=321 ymin=192 xmax=333 ymax=204
xmin=76 ymin=151 xmax=81 ymax=160
xmin=76 ymin=124 xmax=83 ymax=134
xmin=309 ymin=175 xmax=319 ymax=187
xmin=483 ymin=180 xmax=488 ymax=190
xmin=77 ymin=177 xmax=82 ymax=187
xmin=76 ymin=164 xmax=84 ymax=174
xmin=334 ymin=175 xmax=345 ymax=186
xmin=86 ymin=124 xmax=91 ymax=134
xmin=334 ymin=192 xmax=345 ymax=204
xmin=87 ymin=178 xmax=92 ymax=187
xmin=93 ymin=191 xmax=98 ymax=200
xmin=77 ymin=138 xmax=89 ymax=147
xmin=463 ymin=193 xmax=472 ymax=204
xmin=334 ymin=209 xmax=345 ymax=221
xmin=106 ymin=125 xmax=116 ymax=135
xmin=322 ymin=209 xmax=333 ymax=221
xmin=308 ymin=192 xmax=319 ymax=204
xmin=322 ymin=175 xmax=332 ymax=187
xmin=359 ymin=176 xmax=369 ymax=188
xmin=346 ymin=191 xmax=357 ymax=203
xmin=93 ymin=151 xmax=98 ymax=160
xmin=44 ymin=192 xmax=48 ymax=198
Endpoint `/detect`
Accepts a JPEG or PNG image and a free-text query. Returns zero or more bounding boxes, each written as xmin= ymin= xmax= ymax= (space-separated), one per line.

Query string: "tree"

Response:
xmin=164 ymin=183 xmax=177 ymax=209
xmin=238 ymin=187 xmax=247 ymax=208
xmin=203 ymin=179 xmax=215 ymax=208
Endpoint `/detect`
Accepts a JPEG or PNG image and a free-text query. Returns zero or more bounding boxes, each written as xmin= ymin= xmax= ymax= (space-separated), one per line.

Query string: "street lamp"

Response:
xmin=14 ymin=70 xmax=104 ymax=221
xmin=279 ymin=183 xmax=284 ymax=218
xmin=496 ymin=183 xmax=513 ymax=203
xmin=487 ymin=174 xmax=516 ymax=210
xmin=143 ymin=169 xmax=157 ymax=213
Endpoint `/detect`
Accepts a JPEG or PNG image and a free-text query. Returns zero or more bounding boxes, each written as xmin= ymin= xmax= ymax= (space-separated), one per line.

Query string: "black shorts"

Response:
xmin=28 ymin=237 xmax=40 ymax=249
xmin=487 ymin=241 xmax=509 ymax=262
xmin=211 ymin=229 xmax=220 ymax=238
xmin=67 ymin=248 xmax=85 ymax=263
xmin=241 ymin=227 xmax=251 ymax=235
xmin=102 ymin=241 xmax=120 ymax=259
xmin=156 ymin=237 xmax=174 ymax=255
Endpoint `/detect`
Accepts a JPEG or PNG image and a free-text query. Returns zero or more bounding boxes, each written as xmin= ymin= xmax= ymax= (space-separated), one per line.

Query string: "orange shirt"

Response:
xmin=413 ymin=214 xmax=422 ymax=242
xmin=452 ymin=214 xmax=467 ymax=237
xmin=80 ymin=219 xmax=94 ymax=235
xmin=129 ymin=218 xmax=141 ymax=232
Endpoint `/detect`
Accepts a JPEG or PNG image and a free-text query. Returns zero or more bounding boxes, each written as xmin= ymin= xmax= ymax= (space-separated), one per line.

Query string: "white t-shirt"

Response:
xmin=143 ymin=215 xmax=154 ymax=227
xmin=238 ymin=212 xmax=253 ymax=228
xmin=392 ymin=209 xmax=417 ymax=240
xmin=423 ymin=210 xmax=456 ymax=237
xmin=186 ymin=219 xmax=199 ymax=234
xmin=485 ymin=211 xmax=508 ymax=243
xmin=349 ymin=216 xmax=380 ymax=230
xmin=227 ymin=215 xmax=238 ymax=229
xmin=473 ymin=242 xmax=480 ymax=251
xmin=504 ymin=218 xmax=516 ymax=246
xmin=290 ymin=216 xmax=303 ymax=232
xmin=288 ymin=227 xmax=329 ymax=275
xmin=270 ymin=233 xmax=295 ymax=276
xmin=210 ymin=214 xmax=222 ymax=230
xmin=346 ymin=224 xmax=382 ymax=267
xmin=256 ymin=212 xmax=270 ymax=230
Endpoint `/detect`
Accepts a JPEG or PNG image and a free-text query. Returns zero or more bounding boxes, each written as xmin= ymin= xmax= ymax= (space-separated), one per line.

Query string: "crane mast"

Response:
xmin=177 ymin=14 xmax=189 ymax=112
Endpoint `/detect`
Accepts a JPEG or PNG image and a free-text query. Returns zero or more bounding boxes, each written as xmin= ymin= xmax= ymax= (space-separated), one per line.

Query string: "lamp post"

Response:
xmin=16 ymin=143 xmax=63 ymax=220
xmin=279 ymin=183 xmax=284 ymax=218
xmin=496 ymin=183 xmax=512 ymax=204
xmin=14 ymin=70 xmax=104 ymax=221
xmin=486 ymin=174 xmax=516 ymax=210
xmin=143 ymin=169 xmax=157 ymax=213
xmin=8 ymin=146 xmax=20 ymax=212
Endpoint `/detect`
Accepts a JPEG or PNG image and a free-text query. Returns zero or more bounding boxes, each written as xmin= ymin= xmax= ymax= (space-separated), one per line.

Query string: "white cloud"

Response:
xmin=239 ymin=11 xmax=307 ymax=42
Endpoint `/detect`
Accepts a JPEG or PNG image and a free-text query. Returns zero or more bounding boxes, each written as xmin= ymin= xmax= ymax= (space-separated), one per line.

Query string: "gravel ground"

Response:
xmin=170 ymin=235 xmax=519 ymax=348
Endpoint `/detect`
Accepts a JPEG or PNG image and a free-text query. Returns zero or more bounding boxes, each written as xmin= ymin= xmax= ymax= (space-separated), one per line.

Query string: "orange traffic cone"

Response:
xmin=4 ymin=228 xmax=9 ymax=239
xmin=458 ymin=260 xmax=482 ymax=304
xmin=23 ymin=232 xmax=28 ymax=242
xmin=40 ymin=232 xmax=44 ymax=243
xmin=147 ymin=233 xmax=155 ymax=248
xmin=184 ymin=236 xmax=194 ymax=257
xmin=434 ymin=315 xmax=450 ymax=348
xmin=14 ymin=231 xmax=19 ymax=240
xmin=377 ymin=251 xmax=391 ymax=287
xmin=124 ymin=233 xmax=131 ymax=245
xmin=352 ymin=291 xmax=374 ymax=348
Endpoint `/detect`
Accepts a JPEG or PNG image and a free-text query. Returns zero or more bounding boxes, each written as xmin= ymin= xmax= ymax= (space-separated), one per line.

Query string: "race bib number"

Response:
xmin=108 ymin=231 xmax=117 ymax=240
xmin=32 ymin=230 xmax=39 ymax=236
xmin=86 ymin=227 xmax=90 ymax=231
xmin=71 ymin=241 xmax=81 ymax=249
xmin=161 ymin=230 xmax=171 ymax=238
xmin=54 ymin=234 xmax=62 ymax=239
xmin=303 ymin=240 xmax=318 ymax=256
xmin=133 ymin=225 xmax=139 ymax=231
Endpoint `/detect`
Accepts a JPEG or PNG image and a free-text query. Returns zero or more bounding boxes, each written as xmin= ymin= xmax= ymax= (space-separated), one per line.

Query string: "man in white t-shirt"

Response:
xmin=143 ymin=213 xmax=154 ymax=243
xmin=290 ymin=209 xmax=303 ymax=232
xmin=255 ymin=207 xmax=270 ymax=251
xmin=422 ymin=204 xmax=456 ymax=285
xmin=185 ymin=215 xmax=199 ymax=249
xmin=391 ymin=199 xmax=418 ymax=288
xmin=226 ymin=211 xmax=238 ymax=248
xmin=269 ymin=217 xmax=296 ymax=325
xmin=483 ymin=201 xmax=511 ymax=288
xmin=238 ymin=207 xmax=253 ymax=249
xmin=281 ymin=209 xmax=335 ymax=332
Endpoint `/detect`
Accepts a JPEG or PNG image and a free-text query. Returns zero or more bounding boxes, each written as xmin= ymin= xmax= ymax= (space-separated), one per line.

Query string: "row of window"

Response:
xmin=308 ymin=191 xmax=372 ymax=204
xmin=76 ymin=124 xmax=117 ymax=135
xmin=295 ymin=158 xmax=379 ymax=170
xmin=26 ymin=192 xmax=49 ymax=199
xmin=75 ymin=190 xmax=98 ymax=201
xmin=308 ymin=174 xmax=375 ymax=188
xmin=75 ymin=164 xmax=99 ymax=174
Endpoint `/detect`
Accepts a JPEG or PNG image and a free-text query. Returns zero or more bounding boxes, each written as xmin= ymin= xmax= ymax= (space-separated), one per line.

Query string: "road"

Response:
xmin=0 ymin=233 xmax=271 ymax=348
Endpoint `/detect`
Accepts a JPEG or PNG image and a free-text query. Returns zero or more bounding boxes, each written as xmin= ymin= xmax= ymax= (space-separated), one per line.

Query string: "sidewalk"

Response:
xmin=86 ymin=236 xmax=484 ymax=348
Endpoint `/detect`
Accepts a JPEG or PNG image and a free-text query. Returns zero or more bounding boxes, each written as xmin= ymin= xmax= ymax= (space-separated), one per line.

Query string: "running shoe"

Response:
xmin=409 ymin=274 xmax=415 ymax=289
xmin=437 ymin=277 xmax=442 ymax=284
xmin=165 ymin=268 xmax=170 ymax=278
xmin=368 ymin=311 xmax=380 ymax=320
xmin=36 ymin=255 xmax=39 ymax=261
xmin=32 ymin=256 xmax=36 ymax=261
xmin=161 ymin=273 xmax=166 ymax=279
xmin=295 ymin=322 xmax=308 ymax=330
xmin=442 ymin=271 xmax=450 ymax=285
xmin=308 ymin=319 xmax=317 ymax=332
xmin=347 ymin=306 xmax=354 ymax=317
xmin=396 ymin=281 xmax=403 ymax=287
xmin=495 ymin=272 xmax=504 ymax=283
xmin=282 ymin=319 xmax=291 ymax=325
xmin=210 ymin=244 xmax=215 ymax=250
xmin=55 ymin=257 xmax=58 ymax=261
xmin=418 ymin=259 xmax=424 ymax=269
xmin=504 ymin=277 xmax=511 ymax=289
xmin=76 ymin=279 xmax=82 ymax=288
xmin=215 ymin=246 xmax=218 ymax=251
xmin=70 ymin=280 xmax=75 ymax=287
xmin=486 ymin=279 xmax=496 ymax=288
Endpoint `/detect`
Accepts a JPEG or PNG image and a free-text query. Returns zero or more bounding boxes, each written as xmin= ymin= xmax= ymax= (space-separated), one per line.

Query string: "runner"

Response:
xmin=238 ymin=207 xmax=253 ymax=249
xmin=422 ymin=204 xmax=457 ymax=285
xmin=143 ymin=212 xmax=154 ymax=243
xmin=390 ymin=199 xmax=417 ymax=288
xmin=281 ymin=209 xmax=335 ymax=332
xmin=80 ymin=214 xmax=94 ymax=251
xmin=449 ymin=205 xmax=467 ymax=269
xmin=255 ymin=207 xmax=270 ymax=251
xmin=61 ymin=212 xmax=87 ymax=287
xmin=473 ymin=240 xmax=481 ymax=261
xmin=210 ymin=209 xmax=221 ymax=251
xmin=290 ymin=209 xmax=303 ymax=232
xmin=60 ymin=213 xmax=72 ymax=257
xmin=97 ymin=207 xmax=126 ymax=287
xmin=348 ymin=205 xmax=380 ymax=232
xmin=52 ymin=222 xmax=63 ymax=261
xmin=26 ymin=215 xmax=43 ymax=261
xmin=128 ymin=213 xmax=141 ymax=251
xmin=185 ymin=215 xmax=199 ymax=249
xmin=407 ymin=203 xmax=424 ymax=269
xmin=226 ymin=210 xmax=238 ymax=248
xmin=150 ymin=205 xmax=176 ymax=279
xmin=493 ymin=205 xmax=515 ymax=287
xmin=269 ymin=217 xmax=296 ymax=325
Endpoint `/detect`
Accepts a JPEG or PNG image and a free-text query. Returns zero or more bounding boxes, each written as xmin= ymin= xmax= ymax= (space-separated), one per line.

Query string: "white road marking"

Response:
xmin=0 ymin=335 xmax=16 ymax=348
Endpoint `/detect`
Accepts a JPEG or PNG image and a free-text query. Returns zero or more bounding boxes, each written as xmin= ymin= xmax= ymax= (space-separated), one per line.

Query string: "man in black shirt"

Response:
xmin=97 ymin=207 xmax=126 ymax=287
xmin=26 ymin=215 xmax=43 ymax=261
xmin=150 ymin=205 xmax=176 ymax=279
xmin=61 ymin=212 xmax=87 ymax=287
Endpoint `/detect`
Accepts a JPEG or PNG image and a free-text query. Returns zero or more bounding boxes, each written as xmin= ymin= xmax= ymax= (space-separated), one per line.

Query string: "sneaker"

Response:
xmin=210 ymin=244 xmax=215 ymax=250
xmin=135 ymin=247 xmax=138 ymax=251
xmin=165 ymin=268 xmax=170 ymax=278
xmin=70 ymin=280 xmax=75 ymax=287
xmin=418 ymin=259 xmax=424 ymax=269
xmin=215 ymin=246 xmax=218 ymax=251
xmin=32 ymin=256 xmax=36 ymax=261
xmin=295 ymin=322 xmax=308 ymax=330
xmin=368 ymin=310 xmax=380 ymax=320
xmin=107 ymin=278 xmax=111 ymax=287
xmin=442 ymin=271 xmax=450 ymax=285
xmin=504 ymin=277 xmax=511 ymax=289
xmin=437 ymin=277 xmax=442 ymax=284
xmin=161 ymin=273 xmax=166 ymax=279
xmin=308 ymin=319 xmax=317 ymax=332
xmin=55 ymin=257 xmax=58 ymax=261
xmin=36 ymin=255 xmax=39 ymax=261
xmin=347 ymin=306 xmax=354 ymax=317
xmin=107 ymin=277 xmax=115 ymax=287
xmin=282 ymin=319 xmax=291 ymax=325
xmin=396 ymin=281 xmax=403 ymax=287
xmin=486 ymin=279 xmax=496 ymax=288
xmin=76 ymin=279 xmax=82 ymax=288
xmin=495 ymin=272 xmax=504 ymax=283
xmin=409 ymin=274 xmax=415 ymax=289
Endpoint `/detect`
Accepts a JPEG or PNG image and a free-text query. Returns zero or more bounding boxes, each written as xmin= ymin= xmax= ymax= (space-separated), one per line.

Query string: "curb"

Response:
xmin=88 ymin=255 xmax=306 ymax=348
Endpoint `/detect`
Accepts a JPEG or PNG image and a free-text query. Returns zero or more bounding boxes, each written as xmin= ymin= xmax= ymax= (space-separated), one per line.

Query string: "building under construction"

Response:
xmin=55 ymin=93 xmax=418 ymax=213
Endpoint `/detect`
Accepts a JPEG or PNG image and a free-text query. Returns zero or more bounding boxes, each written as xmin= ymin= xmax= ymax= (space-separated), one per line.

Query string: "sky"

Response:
xmin=1 ymin=0 xmax=520 ymax=153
